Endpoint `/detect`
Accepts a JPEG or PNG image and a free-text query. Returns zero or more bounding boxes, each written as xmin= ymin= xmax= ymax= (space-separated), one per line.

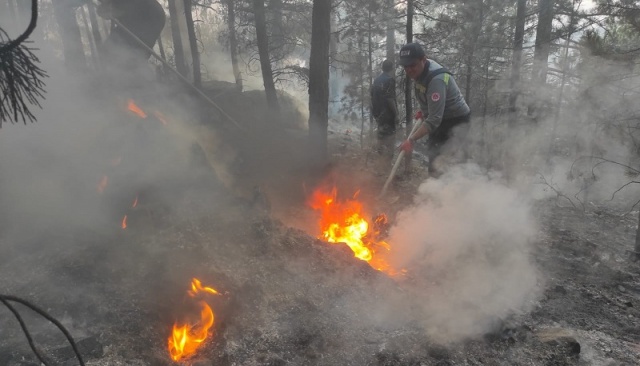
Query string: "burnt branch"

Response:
xmin=0 ymin=0 xmax=47 ymax=126
xmin=536 ymin=172 xmax=579 ymax=210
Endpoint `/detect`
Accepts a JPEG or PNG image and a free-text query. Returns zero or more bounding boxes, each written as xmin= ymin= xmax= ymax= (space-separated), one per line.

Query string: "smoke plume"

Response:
xmin=383 ymin=163 xmax=541 ymax=343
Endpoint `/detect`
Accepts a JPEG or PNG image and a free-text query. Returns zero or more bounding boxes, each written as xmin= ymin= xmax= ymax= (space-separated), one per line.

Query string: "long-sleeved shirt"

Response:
xmin=414 ymin=59 xmax=470 ymax=133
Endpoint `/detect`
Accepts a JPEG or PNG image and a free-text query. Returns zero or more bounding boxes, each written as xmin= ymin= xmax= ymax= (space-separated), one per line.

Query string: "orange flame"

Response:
xmin=97 ymin=175 xmax=108 ymax=194
xmin=132 ymin=195 xmax=138 ymax=208
xmin=121 ymin=215 xmax=127 ymax=229
xmin=307 ymin=186 xmax=395 ymax=274
xmin=127 ymin=99 xmax=148 ymax=119
xmin=168 ymin=278 xmax=220 ymax=361
xmin=189 ymin=278 xmax=220 ymax=297
xmin=169 ymin=302 xmax=214 ymax=361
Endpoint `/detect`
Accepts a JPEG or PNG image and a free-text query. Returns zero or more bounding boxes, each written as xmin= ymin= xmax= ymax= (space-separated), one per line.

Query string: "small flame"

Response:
xmin=169 ymin=301 xmax=214 ymax=361
xmin=121 ymin=215 xmax=127 ymax=229
xmin=132 ymin=195 xmax=138 ymax=208
xmin=168 ymin=278 xmax=220 ymax=361
xmin=189 ymin=278 xmax=220 ymax=297
xmin=127 ymin=99 xmax=148 ymax=119
xmin=97 ymin=175 xmax=108 ymax=194
xmin=307 ymin=185 xmax=396 ymax=274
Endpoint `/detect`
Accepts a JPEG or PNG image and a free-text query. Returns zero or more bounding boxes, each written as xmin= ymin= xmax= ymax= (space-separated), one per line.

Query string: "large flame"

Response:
xmin=308 ymin=186 xmax=396 ymax=274
xmin=168 ymin=278 xmax=220 ymax=361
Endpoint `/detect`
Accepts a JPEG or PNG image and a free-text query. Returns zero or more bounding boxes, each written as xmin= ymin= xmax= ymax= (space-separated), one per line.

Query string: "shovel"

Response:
xmin=379 ymin=119 xmax=423 ymax=198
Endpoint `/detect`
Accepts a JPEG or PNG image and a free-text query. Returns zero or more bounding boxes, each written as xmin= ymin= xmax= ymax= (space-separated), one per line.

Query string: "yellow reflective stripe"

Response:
xmin=443 ymin=73 xmax=450 ymax=85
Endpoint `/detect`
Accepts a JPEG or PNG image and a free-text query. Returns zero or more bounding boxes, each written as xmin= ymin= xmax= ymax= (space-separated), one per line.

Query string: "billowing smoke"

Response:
xmin=382 ymin=163 xmax=541 ymax=343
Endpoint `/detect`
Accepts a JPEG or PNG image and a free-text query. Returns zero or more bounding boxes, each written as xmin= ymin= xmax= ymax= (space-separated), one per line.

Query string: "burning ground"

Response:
xmin=1 ymin=75 xmax=640 ymax=365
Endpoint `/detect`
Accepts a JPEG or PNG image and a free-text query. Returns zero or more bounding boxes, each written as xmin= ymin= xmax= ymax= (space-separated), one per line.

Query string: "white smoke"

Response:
xmin=383 ymin=163 xmax=542 ymax=343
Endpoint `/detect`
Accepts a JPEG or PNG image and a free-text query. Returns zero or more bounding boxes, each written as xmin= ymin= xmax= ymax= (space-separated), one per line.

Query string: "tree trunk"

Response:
xmin=227 ymin=0 xmax=243 ymax=91
xmin=404 ymin=0 xmax=414 ymax=173
xmin=464 ymin=0 xmax=484 ymax=104
xmin=254 ymin=0 xmax=280 ymax=111
xmin=404 ymin=0 xmax=413 ymax=138
xmin=52 ymin=0 xmax=87 ymax=72
xmin=549 ymin=1 xmax=576 ymax=159
xmin=79 ymin=6 xmax=99 ymax=68
xmin=359 ymin=37 xmax=366 ymax=147
xmin=308 ymin=0 xmax=331 ymax=165
xmin=183 ymin=0 xmax=201 ymax=88
xmin=168 ymin=0 xmax=188 ymax=76
xmin=359 ymin=40 xmax=365 ymax=144
xmin=482 ymin=49 xmax=490 ymax=117
xmin=367 ymin=7 xmax=374 ymax=144
xmin=158 ymin=36 xmax=167 ymax=60
xmin=636 ymin=209 xmax=640 ymax=261
xmin=509 ymin=0 xmax=526 ymax=113
xmin=87 ymin=4 xmax=102 ymax=53
xmin=329 ymin=12 xmax=339 ymax=118
xmin=268 ymin=0 xmax=285 ymax=51
xmin=528 ymin=0 xmax=554 ymax=118
xmin=533 ymin=0 xmax=554 ymax=84
xmin=385 ymin=0 xmax=395 ymax=64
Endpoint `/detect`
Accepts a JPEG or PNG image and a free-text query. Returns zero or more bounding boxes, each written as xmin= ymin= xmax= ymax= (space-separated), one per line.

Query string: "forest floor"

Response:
xmin=1 ymin=96 xmax=640 ymax=366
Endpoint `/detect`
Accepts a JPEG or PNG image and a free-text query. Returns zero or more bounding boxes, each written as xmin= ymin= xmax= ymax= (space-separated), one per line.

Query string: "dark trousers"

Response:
xmin=374 ymin=113 xmax=397 ymax=170
xmin=426 ymin=113 xmax=471 ymax=175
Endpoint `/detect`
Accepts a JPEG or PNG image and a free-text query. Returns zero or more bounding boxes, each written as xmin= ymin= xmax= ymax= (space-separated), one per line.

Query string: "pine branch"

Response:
xmin=0 ymin=0 xmax=47 ymax=126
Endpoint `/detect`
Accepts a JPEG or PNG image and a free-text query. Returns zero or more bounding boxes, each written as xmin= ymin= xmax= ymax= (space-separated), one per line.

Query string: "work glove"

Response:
xmin=399 ymin=139 xmax=413 ymax=154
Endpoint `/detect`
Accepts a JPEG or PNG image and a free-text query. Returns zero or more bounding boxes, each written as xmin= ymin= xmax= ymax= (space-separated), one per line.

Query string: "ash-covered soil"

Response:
xmin=1 ymin=124 xmax=640 ymax=366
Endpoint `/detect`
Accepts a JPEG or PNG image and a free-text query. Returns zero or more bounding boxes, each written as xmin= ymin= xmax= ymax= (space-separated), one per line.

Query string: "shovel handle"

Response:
xmin=379 ymin=120 xmax=423 ymax=198
xmin=379 ymin=150 xmax=406 ymax=197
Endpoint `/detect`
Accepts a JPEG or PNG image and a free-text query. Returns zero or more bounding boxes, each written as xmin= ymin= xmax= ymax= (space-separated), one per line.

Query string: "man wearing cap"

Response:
xmin=398 ymin=43 xmax=471 ymax=176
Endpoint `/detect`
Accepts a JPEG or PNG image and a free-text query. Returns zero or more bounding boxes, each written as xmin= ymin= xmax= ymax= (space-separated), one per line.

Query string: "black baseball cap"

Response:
xmin=398 ymin=43 xmax=426 ymax=66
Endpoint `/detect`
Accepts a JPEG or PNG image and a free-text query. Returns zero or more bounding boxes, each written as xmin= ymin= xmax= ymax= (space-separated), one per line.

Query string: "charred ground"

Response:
xmin=1 ymin=89 xmax=639 ymax=366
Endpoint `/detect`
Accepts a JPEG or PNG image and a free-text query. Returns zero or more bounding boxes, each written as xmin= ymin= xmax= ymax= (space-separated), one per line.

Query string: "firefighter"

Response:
xmin=370 ymin=59 xmax=399 ymax=172
xmin=398 ymin=43 xmax=471 ymax=177
xmin=96 ymin=0 xmax=166 ymax=67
